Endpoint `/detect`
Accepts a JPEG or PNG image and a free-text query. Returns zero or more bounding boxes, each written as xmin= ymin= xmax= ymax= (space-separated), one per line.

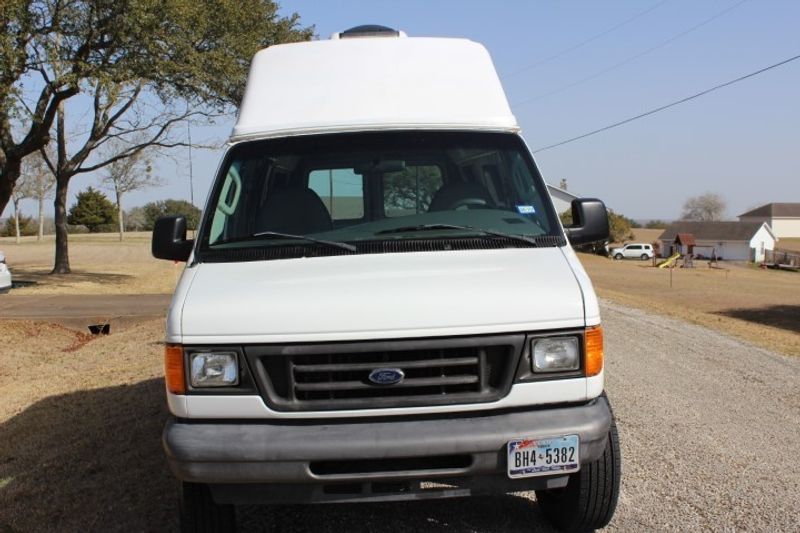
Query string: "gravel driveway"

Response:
xmin=240 ymin=300 xmax=800 ymax=532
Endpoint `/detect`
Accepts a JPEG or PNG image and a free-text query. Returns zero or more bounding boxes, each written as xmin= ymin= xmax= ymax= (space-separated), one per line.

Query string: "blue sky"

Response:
xmin=11 ymin=0 xmax=800 ymax=221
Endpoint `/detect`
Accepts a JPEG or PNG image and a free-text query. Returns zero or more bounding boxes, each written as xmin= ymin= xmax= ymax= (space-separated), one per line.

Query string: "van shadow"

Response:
xmin=715 ymin=305 xmax=800 ymax=334
xmin=0 ymin=380 xmax=555 ymax=533
xmin=0 ymin=379 xmax=178 ymax=533
xmin=239 ymin=494 xmax=557 ymax=533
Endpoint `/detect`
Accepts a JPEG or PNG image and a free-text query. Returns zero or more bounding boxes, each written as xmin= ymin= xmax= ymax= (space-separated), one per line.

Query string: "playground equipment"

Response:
xmin=657 ymin=252 xmax=681 ymax=269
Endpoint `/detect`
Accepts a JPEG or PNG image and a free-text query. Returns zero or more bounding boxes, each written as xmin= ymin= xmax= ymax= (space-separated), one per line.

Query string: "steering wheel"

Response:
xmin=448 ymin=197 xmax=489 ymax=210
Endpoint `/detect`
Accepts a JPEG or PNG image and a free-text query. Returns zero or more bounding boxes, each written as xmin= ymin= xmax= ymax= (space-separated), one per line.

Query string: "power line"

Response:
xmin=531 ymin=52 xmax=800 ymax=154
xmin=502 ymin=0 xmax=671 ymax=80
xmin=513 ymin=0 xmax=748 ymax=107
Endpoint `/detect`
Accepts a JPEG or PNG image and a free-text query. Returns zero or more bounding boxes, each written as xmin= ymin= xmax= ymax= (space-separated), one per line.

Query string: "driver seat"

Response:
xmin=428 ymin=181 xmax=494 ymax=212
xmin=257 ymin=188 xmax=333 ymax=234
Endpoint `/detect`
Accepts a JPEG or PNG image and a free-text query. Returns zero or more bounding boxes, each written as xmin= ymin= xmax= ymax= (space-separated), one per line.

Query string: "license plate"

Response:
xmin=507 ymin=435 xmax=580 ymax=478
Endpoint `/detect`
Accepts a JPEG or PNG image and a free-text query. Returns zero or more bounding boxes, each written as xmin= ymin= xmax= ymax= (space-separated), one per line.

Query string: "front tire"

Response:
xmin=180 ymin=482 xmax=236 ymax=533
xmin=614 ymin=253 xmax=623 ymax=260
xmin=641 ymin=254 xmax=649 ymax=261
xmin=536 ymin=419 xmax=621 ymax=532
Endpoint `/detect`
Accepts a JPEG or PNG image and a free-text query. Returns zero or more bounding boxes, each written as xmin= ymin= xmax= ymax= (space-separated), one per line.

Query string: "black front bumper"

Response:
xmin=163 ymin=396 xmax=612 ymax=504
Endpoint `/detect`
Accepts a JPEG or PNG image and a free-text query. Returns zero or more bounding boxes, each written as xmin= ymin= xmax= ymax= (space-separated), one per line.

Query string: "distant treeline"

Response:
xmin=1 ymin=198 xmax=201 ymax=237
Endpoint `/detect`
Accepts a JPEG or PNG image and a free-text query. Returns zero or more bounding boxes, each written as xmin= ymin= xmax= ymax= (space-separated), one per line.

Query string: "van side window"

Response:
xmin=308 ymin=169 xmax=364 ymax=220
xmin=209 ymin=162 xmax=243 ymax=244
xmin=383 ymin=165 xmax=443 ymax=217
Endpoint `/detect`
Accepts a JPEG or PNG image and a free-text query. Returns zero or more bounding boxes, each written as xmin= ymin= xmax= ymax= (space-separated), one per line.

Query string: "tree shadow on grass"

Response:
xmin=0 ymin=380 xmax=556 ymax=533
xmin=715 ymin=305 xmax=800 ymax=334
xmin=11 ymin=268 xmax=133 ymax=289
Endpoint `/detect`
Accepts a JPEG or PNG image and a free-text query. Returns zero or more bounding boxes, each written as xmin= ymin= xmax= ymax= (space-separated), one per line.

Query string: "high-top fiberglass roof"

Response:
xmin=232 ymin=34 xmax=518 ymax=141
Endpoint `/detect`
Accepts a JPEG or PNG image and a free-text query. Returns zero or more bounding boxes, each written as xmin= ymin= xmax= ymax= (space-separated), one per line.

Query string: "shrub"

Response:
xmin=2 ymin=215 xmax=37 ymax=237
xmin=141 ymin=199 xmax=201 ymax=230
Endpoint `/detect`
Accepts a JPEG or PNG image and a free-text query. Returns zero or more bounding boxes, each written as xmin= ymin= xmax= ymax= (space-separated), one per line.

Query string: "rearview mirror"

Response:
xmin=152 ymin=216 xmax=194 ymax=262
xmin=564 ymin=198 xmax=610 ymax=245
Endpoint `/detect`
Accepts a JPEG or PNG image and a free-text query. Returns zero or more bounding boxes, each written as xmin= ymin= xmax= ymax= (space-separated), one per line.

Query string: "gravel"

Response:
xmin=240 ymin=299 xmax=800 ymax=531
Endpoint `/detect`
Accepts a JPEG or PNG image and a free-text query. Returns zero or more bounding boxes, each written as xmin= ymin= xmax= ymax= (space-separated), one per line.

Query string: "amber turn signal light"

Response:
xmin=584 ymin=326 xmax=604 ymax=377
xmin=165 ymin=344 xmax=186 ymax=394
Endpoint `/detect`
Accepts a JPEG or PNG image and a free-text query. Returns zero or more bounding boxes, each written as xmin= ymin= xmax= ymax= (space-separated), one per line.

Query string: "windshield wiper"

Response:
xmin=214 ymin=231 xmax=357 ymax=252
xmin=375 ymin=223 xmax=540 ymax=247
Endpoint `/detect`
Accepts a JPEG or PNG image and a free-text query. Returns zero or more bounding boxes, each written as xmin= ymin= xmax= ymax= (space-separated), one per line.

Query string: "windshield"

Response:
xmin=199 ymin=131 xmax=563 ymax=260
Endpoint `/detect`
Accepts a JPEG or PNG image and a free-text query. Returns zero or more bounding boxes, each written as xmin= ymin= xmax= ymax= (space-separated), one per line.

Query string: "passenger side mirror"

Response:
xmin=152 ymin=216 xmax=194 ymax=262
xmin=564 ymin=198 xmax=610 ymax=245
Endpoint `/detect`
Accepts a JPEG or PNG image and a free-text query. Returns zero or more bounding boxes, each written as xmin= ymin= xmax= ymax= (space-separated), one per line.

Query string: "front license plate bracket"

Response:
xmin=507 ymin=434 xmax=580 ymax=479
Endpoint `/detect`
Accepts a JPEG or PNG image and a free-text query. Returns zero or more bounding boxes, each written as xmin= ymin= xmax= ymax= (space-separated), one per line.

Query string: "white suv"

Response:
xmin=611 ymin=243 xmax=653 ymax=261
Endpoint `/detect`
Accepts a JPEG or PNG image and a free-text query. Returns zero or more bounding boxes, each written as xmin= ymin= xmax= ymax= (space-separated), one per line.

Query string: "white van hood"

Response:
xmin=173 ymin=248 xmax=587 ymax=344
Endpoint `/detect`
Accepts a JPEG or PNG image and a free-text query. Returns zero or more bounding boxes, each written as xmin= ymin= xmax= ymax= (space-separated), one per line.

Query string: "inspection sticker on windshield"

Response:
xmin=507 ymin=435 xmax=580 ymax=478
xmin=515 ymin=205 xmax=536 ymax=215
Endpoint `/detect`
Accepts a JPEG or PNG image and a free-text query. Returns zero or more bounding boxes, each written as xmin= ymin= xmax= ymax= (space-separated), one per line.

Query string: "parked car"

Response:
xmin=151 ymin=25 xmax=620 ymax=533
xmin=610 ymin=243 xmax=654 ymax=260
xmin=0 ymin=251 xmax=11 ymax=293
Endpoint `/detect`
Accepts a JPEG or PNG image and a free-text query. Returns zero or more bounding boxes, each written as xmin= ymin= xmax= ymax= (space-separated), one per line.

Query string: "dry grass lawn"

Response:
xmin=0 ymin=232 xmax=180 ymax=295
xmin=0 ymin=319 xmax=177 ymax=532
xmin=579 ymin=253 xmax=800 ymax=356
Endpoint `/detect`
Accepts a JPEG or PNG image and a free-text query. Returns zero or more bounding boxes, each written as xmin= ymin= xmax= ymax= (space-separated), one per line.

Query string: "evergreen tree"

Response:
xmin=67 ymin=187 xmax=117 ymax=232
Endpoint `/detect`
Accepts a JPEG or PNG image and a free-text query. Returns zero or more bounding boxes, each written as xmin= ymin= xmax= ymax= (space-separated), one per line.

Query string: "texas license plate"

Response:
xmin=507 ymin=435 xmax=580 ymax=478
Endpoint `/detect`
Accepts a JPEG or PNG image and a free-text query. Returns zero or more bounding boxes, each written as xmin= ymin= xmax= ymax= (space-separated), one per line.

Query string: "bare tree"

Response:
xmin=40 ymin=84 xmax=212 ymax=272
xmin=21 ymin=150 xmax=55 ymax=240
xmin=681 ymin=193 xmax=726 ymax=221
xmin=10 ymin=173 xmax=34 ymax=244
xmin=101 ymin=141 xmax=160 ymax=241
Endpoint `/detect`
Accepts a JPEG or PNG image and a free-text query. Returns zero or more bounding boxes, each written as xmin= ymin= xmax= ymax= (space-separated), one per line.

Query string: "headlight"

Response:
xmin=532 ymin=337 xmax=580 ymax=372
xmin=190 ymin=352 xmax=239 ymax=387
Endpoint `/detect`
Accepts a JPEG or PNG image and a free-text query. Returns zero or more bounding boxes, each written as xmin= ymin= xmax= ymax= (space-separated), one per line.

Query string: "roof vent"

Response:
xmin=331 ymin=25 xmax=407 ymax=40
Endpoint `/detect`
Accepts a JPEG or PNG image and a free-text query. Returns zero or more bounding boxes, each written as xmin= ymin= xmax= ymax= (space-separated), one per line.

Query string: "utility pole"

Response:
xmin=187 ymin=121 xmax=195 ymax=205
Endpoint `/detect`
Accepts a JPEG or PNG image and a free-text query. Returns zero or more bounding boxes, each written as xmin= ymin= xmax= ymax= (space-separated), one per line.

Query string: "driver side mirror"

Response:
xmin=564 ymin=198 xmax=610 ymax=245
xmin=152 ymin=216 xmax=194 ymax=262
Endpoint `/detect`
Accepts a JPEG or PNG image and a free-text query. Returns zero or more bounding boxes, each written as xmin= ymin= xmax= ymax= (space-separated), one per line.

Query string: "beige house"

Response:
xmin=738 ymin=203 xmax=800 ymax=238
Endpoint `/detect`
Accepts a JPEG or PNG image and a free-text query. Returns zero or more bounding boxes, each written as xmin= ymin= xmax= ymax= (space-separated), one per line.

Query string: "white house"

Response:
xmin=547 ymin=184 xmax=579 ymax=215
xmin=657 ymin=221 xmax=776 ymax=262
xmin=738 ymin=203 xmax=800 ymax=238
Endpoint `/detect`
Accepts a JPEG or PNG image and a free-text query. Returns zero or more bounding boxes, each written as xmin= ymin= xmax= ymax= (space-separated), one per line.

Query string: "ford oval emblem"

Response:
xmin=368 ymin=368 xmax=405 ymax=386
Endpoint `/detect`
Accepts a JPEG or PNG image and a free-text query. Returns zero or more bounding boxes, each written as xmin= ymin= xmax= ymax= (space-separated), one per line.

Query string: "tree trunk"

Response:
xmin=38 ymin=195 xmax=45 ymax=241
xmin=52 ymin=177 xmax=71 ymax=274
xmin=51 ymin=99 xmax=71 ymax=274
xmin=0 ymin=159 xmax=22 ymax=221
xmin=118 ymin=196 xmax=124 ymax=242
xmin=14 ymin=198 xmax=21 ymax=244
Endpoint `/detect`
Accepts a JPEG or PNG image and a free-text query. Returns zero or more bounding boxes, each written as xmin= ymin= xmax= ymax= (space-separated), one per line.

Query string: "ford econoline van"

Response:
xmin=153 ymin=25 xmax=620 ymax=532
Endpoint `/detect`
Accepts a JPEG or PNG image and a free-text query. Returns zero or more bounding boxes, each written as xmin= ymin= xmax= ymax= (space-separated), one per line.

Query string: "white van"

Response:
xmin=153 ymin=25 xmax=619 ymax=532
